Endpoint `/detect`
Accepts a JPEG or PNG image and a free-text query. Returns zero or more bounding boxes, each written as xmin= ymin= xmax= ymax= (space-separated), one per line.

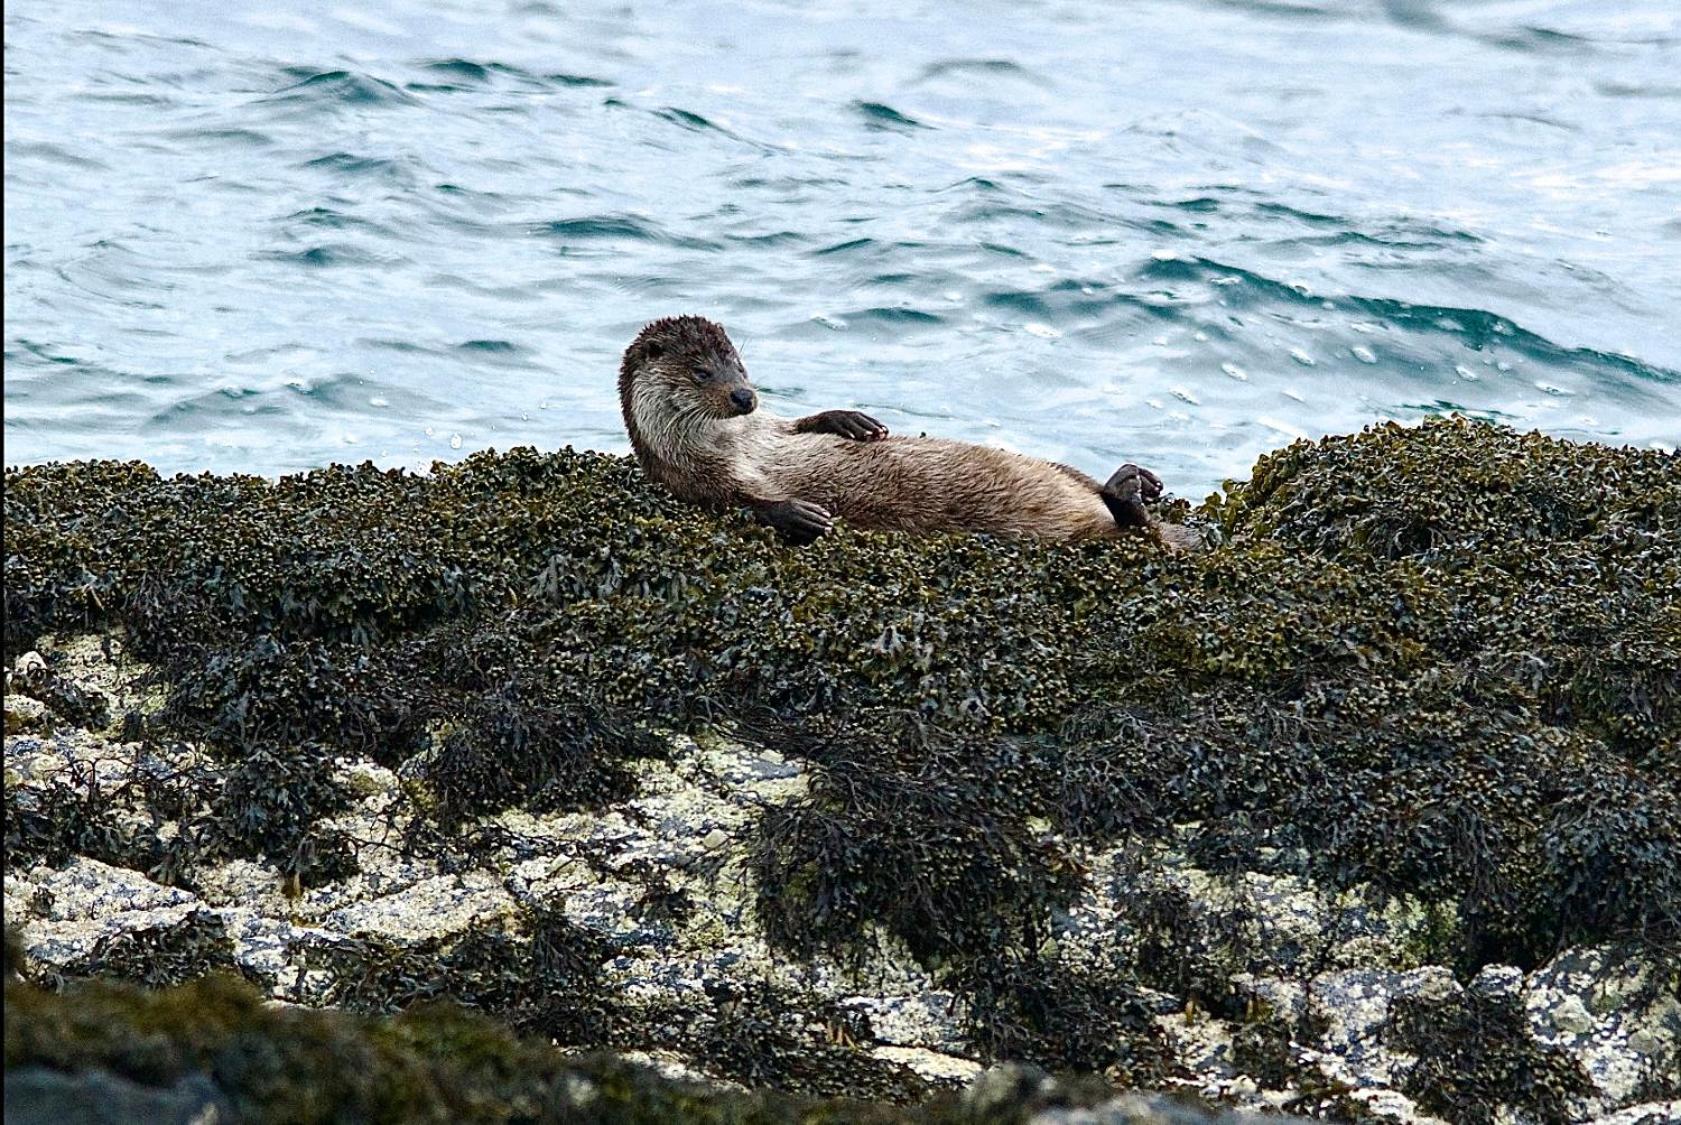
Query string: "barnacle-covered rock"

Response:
xmin=4 ymin=419 xmax=1678 ymax=1120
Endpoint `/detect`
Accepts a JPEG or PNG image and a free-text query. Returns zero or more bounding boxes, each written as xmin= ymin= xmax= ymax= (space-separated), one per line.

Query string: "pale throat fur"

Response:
xmin=627 ymin=371 xmax=784 ymax=502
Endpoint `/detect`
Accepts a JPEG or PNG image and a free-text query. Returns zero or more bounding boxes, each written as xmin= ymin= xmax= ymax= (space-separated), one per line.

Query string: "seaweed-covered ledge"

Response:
xmin=4 ymin=419 xmax=1678 ymax=1123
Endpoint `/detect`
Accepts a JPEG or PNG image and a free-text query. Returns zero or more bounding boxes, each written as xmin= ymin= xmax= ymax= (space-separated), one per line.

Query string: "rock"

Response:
xmin=4 ymin=1066 xmax=231 ymax=1125
xmin=870 ymin=1045 xmax=983 ymax=1085
xmin=1029 ymin=1092 xmax=1301 ymax=1123
xmin=1470 ymin=963 xmax=1526 ymax=1002
xmin=1525 ymin=945 xmax=1681 ymax=1111
xmin=3 ymin=628 xmax=1676 ymax=1120
xmin=1231 ymin=974 xmax=1307 ymax=1026
xmin=1306 ymin=966 xmax=1461 ymax=1090
xmin=4 ymin=692 xmax=50 ymax=736
xmin=1582 ymin=1102 xmax=1681 ymax=1125
xmin=4 ymin=874 xmax=44 ymax=926
xmin=22 ymin=903 xmax=203 ymax=973
xmin=32 ymin=857 xmax=195 ymax=921
xmin=320 ymin=872 xmax=515 ymax=943
xmin=841 ymin=990 xmax=967 ymax=1052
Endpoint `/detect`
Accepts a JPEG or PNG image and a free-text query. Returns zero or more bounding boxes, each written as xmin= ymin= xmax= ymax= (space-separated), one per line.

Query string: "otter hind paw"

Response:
xmin=760 ymin=498 xmax=833 ymax=543
xmin=799 ymin=410 xmax=889 ymax=442
xmin=1101 ymin=463 xmax=1164 ymax=528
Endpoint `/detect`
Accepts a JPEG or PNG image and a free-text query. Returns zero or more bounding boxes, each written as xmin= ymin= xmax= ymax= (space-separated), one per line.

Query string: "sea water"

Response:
xmin=6 ymin=0 xmax=1679 ymax=499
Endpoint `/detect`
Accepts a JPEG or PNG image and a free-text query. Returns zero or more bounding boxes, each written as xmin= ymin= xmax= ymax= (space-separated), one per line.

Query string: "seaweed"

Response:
xmin=1389 ymin=987 xmax=1592 ymax=1125
xmin=314 ymin=902 xmax=614 ymax=1047
xmin=4 ymin=770 xmax=175 ymax=878
xmin=668 ymin=979 xmax=932 ymax=1102
xmin=211 ymin=740 xmax=358 ymax=888
xmin=421 ymin=677 xmax=669 ymax=830
xmin=10 ymin=663 xmax=111 ymax=731
xmin=52 ymin=909 xmax=239 ymax=991
xmin=956 ymin=953 xmax=1178 ymax=1083
xmin=748 ymin=724 xmax=1084 ymax=964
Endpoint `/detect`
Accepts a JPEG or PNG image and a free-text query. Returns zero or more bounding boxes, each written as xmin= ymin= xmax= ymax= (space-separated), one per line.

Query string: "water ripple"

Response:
xmin=853 ymin=101 xmax=928 ymax=131
xmin=264 ymin=70 xmax=420 ymax=109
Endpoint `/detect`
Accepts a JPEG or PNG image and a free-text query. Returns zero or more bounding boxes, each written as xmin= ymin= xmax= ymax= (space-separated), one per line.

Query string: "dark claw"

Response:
xmin=847 ymin=411 xmax=889 ymax=441
xmin=760 ymin=498 xmax=832 ymax=543
xmin=802 ymin=409 xmax=889 ymax=442
xmin=1101 ymin=464 xmax=1164 ymax=529
xmin=1106 ymin=463 xmax=1162 ymax=501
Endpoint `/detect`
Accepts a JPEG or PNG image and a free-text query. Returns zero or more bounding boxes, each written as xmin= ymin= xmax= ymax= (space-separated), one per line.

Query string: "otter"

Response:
xmin=618 ymin=314 xmax=1189 ymax=545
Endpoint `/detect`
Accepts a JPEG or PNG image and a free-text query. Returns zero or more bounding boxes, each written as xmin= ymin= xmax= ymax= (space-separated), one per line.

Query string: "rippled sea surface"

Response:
xmin=6 ymin=0 xmax=1679 ymax=498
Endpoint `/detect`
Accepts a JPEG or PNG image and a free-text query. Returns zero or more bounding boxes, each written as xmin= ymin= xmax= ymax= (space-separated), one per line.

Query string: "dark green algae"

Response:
xmin=5 ymin=418 xmax=1680 ymax=1111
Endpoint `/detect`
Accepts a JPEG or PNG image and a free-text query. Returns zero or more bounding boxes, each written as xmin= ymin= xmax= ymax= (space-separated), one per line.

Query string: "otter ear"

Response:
xmin=642 ymin=340 xmax=665 ymax=361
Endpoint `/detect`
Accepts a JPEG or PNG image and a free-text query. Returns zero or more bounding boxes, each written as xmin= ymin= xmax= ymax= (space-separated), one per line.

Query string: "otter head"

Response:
xmin=618 ymin=315 xmax=758 ymax=470
xmin=621 ymin=315 xmax=755 ymax=415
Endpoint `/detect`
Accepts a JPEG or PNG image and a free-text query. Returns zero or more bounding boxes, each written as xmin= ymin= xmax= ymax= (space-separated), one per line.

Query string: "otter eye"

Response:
xmin=693 ymin=367 xmax=714 ymax=382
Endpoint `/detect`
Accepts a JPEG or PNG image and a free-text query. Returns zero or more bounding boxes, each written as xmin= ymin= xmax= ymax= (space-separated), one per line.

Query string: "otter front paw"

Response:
xmin=796 ymin=410 xmax=889 ymax=442
xmin=1100 ymin=463 xmax=1164 ymax=528
xmin=758 ymin=498 xmax=833 ymax=543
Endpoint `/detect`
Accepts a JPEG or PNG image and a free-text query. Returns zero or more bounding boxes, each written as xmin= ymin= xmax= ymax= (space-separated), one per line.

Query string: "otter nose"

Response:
xmin=729 ymin=387 xmax=756 ymax=414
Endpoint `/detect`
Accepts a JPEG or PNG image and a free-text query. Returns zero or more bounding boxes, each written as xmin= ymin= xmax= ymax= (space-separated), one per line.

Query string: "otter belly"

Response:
xmin=768 ymin=432 xmax=1118 ymax=540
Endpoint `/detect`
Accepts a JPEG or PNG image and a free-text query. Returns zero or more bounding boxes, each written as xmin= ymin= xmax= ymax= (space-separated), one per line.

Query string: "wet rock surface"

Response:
xmin=4 ymin=421 xmax=1678 ymax=1122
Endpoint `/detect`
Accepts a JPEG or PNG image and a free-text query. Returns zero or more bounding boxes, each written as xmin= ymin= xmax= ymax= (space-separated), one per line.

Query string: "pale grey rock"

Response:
xmin=215 ymin=908 xmax=347 ymax=994
xmin=4 ymin=873 xmax=44 ymax=926
xmin=1023 ymin=1083 xmax=1298 ymax=1123
xmin=1525 ymin=945 xmax=1681 ymax=1111
xmin=192 ymin=859 xmax=293 ymax=912
xmin=1231 ymin=973 xmax=1307 ymax=1026
xmin=1581 ymin=1101 xmax=1681 ymax=1125
xmin=841 ymin=990 xmax=967 ymax=1053
xmin=1336 ymin=1086 xmax=1444 ymax=1125
xmin=23 ymin=903 xmax=201 ymax=967
xmin=4 ymin=691 xmax=50 ymax=735
xmin=5 ymin=727 xmax=209 ymax=790
xmin=31 ymin=631 xmax=157 ymax=723
xmin=7 ymin=634 xmax=1675 ymax=1124
xmin=1157 ymin=1010 xmax=1237 ymax=1086
xmin=1307 ymin=966 xmax=1460 ymax=1089
xmin=684 ymin=731 xmax=807 ymax=796
xmin=564 ymin=880 xmax=664 ymax=944
xmin=613 ymin=1048 xmax=719 ymax=1087
xmin=1058 ymin=843 xmax=1445 ymax=987
xmin=333 ymin=759 xmax=401 ymax=801
xmin=320 ymin=871 xmax=514 ymax=941
xmin=293 ymin=859 xmax=447 ymax=922
xmin=870 ymin=1045 xmax=982 ymax=1085
xmin=32 ymin=857 xmax=195 ymax=921
xmin=1471 ymin=963 xmax=1526 ymax=1002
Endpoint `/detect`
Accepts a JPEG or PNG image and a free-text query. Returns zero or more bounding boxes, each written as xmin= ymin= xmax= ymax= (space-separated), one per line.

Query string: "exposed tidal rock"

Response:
xmin=1523 ymin=947 xmax=1681 ymax=1113
xmin=5 ymin=421 xmax=1678 ymax=1120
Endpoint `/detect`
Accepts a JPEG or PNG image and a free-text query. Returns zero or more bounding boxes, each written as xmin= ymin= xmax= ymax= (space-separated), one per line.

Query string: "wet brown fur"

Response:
xmin=618 ymin=315 xmax=1185 ymax=544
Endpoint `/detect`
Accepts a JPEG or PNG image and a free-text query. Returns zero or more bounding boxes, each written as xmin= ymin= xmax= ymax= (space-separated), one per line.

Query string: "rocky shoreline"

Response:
xmin=5 ymin=420 xmax=1678 ymax=1122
